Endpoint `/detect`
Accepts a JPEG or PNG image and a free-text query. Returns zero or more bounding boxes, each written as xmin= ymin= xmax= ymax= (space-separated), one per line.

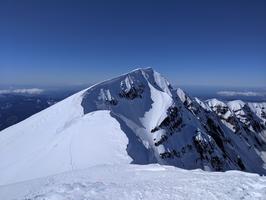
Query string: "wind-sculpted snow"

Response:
xmin=0 ymin=164 xmax=265 ymax=200
xmin=0 ymin=68 xmax=266 ymax=187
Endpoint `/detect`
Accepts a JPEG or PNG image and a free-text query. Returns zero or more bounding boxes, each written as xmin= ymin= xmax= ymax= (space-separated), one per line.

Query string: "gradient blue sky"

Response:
xmin=0 ymin=0 xmax=265 ymax=87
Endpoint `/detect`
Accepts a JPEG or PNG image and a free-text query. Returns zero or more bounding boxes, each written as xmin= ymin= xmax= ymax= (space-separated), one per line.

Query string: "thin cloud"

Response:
xmin=217 ymin=91 xmax=265 ymax=97
xmin=0 ymin=88 xmax=44 ymax=95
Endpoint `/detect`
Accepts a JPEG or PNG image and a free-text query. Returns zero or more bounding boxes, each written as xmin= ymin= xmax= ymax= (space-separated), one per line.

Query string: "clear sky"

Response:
xmin=0 ymin=0 xmax=265 ymax=87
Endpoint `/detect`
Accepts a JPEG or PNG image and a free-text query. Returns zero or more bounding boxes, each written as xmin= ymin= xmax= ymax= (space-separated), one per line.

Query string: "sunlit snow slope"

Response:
xmin=0 ymin=68 xmax=266 ymax=186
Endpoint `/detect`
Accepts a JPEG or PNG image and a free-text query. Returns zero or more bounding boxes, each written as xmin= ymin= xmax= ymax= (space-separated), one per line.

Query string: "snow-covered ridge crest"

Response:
xmin=0 ymin=67 xmax=266 ymax=186
xmin=0 ymin=67 xmax=175 ymax=185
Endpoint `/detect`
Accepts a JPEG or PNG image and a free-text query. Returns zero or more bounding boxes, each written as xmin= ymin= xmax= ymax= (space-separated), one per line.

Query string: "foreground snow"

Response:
xmin=0 ymin=164 xmax=265 ymax=200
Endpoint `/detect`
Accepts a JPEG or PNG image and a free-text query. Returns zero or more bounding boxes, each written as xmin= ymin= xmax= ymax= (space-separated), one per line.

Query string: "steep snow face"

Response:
xmin=207 ymin=98 xmax=240 ymax=132
xmin=248 ymin=102 xmax=266 ymax=124
xmin=176 ymin=91 xmax=266 ymax=174
xmin=1 ymin=164 xmax=265 ymax=200
xmin=224 ymin=100 xmax=265 ymax=135
xmin=0 ymin=68 xmax=266 ymax=186
xmin=195 ymin=97 xmax=212 ymax=111
xmin=81 ymin=68 xmax=174 ymax=164
xmin=227 ymin=100 xmax=259 ymax=129
xmin=204 ymin=99 xmax=266 ymax=171
xmin=207 ymin=99 xmax=266 ymax=135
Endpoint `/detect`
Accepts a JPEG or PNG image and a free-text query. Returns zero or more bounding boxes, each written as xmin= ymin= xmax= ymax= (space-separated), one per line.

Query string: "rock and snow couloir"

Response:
xmin=0 ymin=68 xmax=266 ymax=186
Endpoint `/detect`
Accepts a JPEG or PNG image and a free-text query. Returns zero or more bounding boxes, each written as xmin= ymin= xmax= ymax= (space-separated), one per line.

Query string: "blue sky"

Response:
xmin=0 ymin=0 xmax=265 ymax=87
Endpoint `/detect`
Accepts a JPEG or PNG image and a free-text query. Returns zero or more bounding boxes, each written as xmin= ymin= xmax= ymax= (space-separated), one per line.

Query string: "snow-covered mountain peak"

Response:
xmin=81 ymin=67 xmax=172 ymax=104
xmin=207 ymin=98 xmax=227 ymax=108
xmin=0 ymin=68 xmax=266 ymax=186
xmin=227 ymin=100 xmax=246 ymax=108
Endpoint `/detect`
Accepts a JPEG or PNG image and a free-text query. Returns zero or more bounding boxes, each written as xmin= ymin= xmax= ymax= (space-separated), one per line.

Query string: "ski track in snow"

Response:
xmin=0 ymin=164 xmax=265 ymax=200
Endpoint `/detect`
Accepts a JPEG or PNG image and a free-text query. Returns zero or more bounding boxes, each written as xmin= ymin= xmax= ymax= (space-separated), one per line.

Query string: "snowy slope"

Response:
xmin=0 ymin=68 xmax=174 ymax=185
xmin=0 ymin=102 xmax=132 ymax=185
xmin=0 ymin=68 xmax=266 ymax=187
xmin=0 ymin=164 xmax=265 ymax=200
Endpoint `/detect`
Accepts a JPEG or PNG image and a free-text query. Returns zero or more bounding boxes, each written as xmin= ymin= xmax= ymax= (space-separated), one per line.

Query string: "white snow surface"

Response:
xmin=1 ymin=67 xmax=266 ymax=198
xmin=227 ymin=100 xmax=246 ymax=111
xmin=0 ymin=164 xmax=265 ymax=200
xmin=207 ymin=98 xmax=227 ymax=109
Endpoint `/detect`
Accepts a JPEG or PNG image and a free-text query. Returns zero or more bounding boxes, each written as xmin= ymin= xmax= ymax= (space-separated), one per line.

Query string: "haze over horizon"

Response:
xmin=0 ymin=0 xmax=265 ymax=87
